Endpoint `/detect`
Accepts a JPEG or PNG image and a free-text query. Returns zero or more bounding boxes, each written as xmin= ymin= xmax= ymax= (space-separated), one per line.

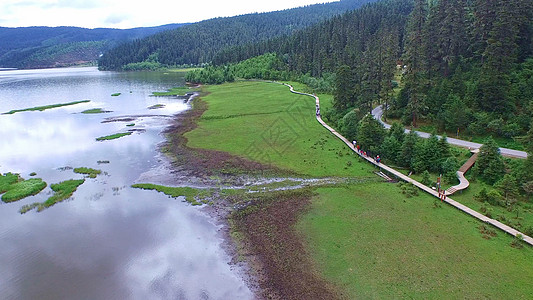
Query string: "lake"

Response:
xmin=0 ymin=67 xmax=252 ymax=299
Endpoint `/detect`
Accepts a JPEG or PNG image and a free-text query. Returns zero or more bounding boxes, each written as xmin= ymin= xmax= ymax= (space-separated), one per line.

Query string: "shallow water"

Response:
xmin=0 ymin=67 xmax=252 ymax=299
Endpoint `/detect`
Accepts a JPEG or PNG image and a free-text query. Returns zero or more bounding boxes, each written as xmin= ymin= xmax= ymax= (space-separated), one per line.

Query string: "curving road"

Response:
xmin=372 ymin=105 xmax=528 ymax=159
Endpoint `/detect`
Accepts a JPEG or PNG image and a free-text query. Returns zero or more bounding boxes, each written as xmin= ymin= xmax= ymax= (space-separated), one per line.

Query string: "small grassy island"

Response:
xmin=96 ymin=132 xmax=133 ymax=141
xmin=111 ymin=93 xmax=121 ymax=97
xmin=148 ymin=104 xmax=165 ymax=109
xmin=0 ymin=173 xmax=47 ymax=203
xmin=3 ymin=100 xmax=91 ymax=115
xmin=151 ymin=87 xmax=197 ymax=96
xmin=20 ymin=179 xmax=85 ymax=213
xmin=73 ymin=167 xmax=102 ymax=178
xmin=81 ymin=108 xmax=111 ymax=114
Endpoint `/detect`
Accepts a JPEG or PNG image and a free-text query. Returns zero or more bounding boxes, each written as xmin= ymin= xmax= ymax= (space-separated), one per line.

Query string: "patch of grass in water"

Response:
xmin=81 ymin=108 xmax=111 ymax=114
xmin=148 ymin=104 xmax=165 ymax=109
xmin=132 ymin=183 xmax=205 ymax=206
xmin=96 ymin=132 xmax=132 ymax=141
xmin=0 ymin=172 xmax=20 ymax=193
xmin=73 ymin=167 xmax=101 ymax=178
xmin=20 ymin=179 xmax=85 ymax=213
xmin=126 ymin=123 xmax=135 ymax=127
xmin=1 ymin=177 xmax=47 ymax=203
xmin=111 ymin=93 xmax=121 ymax=97
xmin=3 ymin=100 xmax=91 ymax=115
xmin=151 ymin=87 xmax=196 ymax=96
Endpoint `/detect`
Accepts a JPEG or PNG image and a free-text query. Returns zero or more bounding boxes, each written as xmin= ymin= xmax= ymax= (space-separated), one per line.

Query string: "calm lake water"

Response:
xmin=0 ymin=67 xmax=252 ymax=299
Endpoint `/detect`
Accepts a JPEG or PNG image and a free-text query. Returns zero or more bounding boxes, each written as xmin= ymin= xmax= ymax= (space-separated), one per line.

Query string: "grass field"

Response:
xmin=298 ymin=183 xmax=533 ymax=298
xmin=185 ymin=81 xmax=374 ymax=178
xmin=183 ymin=80 xmax=533 ymax=298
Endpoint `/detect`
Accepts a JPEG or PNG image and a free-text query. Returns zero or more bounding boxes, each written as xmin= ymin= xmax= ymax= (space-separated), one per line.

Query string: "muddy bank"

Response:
xmin=230 ymin=189 xmax=343 ymax=300
xmin=160 ymin=92 xmax=345 ymax=299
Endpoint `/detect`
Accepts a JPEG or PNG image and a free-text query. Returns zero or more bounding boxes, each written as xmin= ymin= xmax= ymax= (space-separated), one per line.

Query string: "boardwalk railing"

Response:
xmin=276 ymin=82 xmax=533 ymax=247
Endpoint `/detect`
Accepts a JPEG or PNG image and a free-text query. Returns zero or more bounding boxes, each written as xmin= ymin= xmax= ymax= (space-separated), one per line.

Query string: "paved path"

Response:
xmin=279 ymin=82 xmax=533 ymax=246
xmin=372 ymin=105 xmax=528 ymax=159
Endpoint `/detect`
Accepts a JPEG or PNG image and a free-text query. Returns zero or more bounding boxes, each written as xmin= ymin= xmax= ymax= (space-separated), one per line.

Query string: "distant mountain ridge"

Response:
xmin=98 ymin=0 xmax=377 ymax=70
xmin=0 ymin=24 xmax=188 ymax=69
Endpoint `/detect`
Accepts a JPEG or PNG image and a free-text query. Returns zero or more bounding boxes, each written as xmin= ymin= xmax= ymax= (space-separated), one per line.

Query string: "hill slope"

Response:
xmin=0 ymin=24 xmax=187 ymax=69
xmin=98 ymin=0 xmax=377 ymax=70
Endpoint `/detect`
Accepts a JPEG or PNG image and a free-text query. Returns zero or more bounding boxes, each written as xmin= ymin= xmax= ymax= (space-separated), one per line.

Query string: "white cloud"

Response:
xmin=0 ymin=0 xmax=338 ymax=29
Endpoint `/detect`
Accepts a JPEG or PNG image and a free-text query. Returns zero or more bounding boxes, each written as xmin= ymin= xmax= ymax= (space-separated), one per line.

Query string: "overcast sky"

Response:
xmin=0 ymin=0 xmax=339 ymax=29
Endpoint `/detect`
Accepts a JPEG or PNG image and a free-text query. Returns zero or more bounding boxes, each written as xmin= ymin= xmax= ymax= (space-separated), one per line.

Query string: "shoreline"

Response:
xmin=159 ymin=87 xmax=341 ymax=299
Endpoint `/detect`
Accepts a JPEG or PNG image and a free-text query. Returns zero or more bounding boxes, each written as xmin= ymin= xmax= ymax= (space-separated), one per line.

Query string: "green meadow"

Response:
xmin=185 ymin=81 xmax=374 ymax=178
xmin=181 ymin=80 xmax=533 ymax=297
xmin=299 ymin=184 xmax=533 ymax=298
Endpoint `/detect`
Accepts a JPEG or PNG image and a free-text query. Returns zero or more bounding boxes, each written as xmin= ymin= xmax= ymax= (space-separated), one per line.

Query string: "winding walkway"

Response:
xmin=446 ymin=150 xmax=479 ymax=196
xmin=278 ymin=82 xmax=533 ymax=247
xmin=372 ymin=105 xmax=528 ymax=159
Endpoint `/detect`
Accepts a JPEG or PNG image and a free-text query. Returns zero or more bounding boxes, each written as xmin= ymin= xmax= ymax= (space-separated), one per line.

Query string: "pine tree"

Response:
xmin=357 ymin=114 xmax=386 ymax=153
xmin=333 ymin=65 xmax=356 ymax=111
xmin=403 ymin=0 xmax=428 ymax=127
xmin=400 ymin=130 xmax=421 ymax=169
xmin=475 ymin=137 xmax=505 ymax=184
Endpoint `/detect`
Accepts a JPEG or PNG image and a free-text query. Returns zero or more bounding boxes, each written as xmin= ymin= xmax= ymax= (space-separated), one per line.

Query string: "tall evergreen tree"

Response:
xmin=403 ymin=0 xmax=428 ymax=127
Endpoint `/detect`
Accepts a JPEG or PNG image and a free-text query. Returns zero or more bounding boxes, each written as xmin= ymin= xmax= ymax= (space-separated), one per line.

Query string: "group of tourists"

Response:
xmin=352 ymin=140 xmax=380 ymax=163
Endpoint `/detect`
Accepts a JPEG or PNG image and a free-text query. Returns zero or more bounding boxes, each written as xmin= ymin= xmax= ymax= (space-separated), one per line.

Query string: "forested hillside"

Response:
xmin=97 ymin=0 xmax=377 ymax=70
xmin=206 ymin=0 xmax=533 ymax=142
xmin=0 ymin=24 xmax=187 ymax=69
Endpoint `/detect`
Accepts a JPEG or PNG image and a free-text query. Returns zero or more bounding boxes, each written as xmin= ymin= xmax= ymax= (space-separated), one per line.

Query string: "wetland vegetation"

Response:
xmin=81 ymin=108 xmax=111 ymax=114
xmin=96 ymin=132 xmax=133 ymax=141
xmin=20 ymin=179 xmax=85 ymax=213
xmin=3 ymin=100 xmax=90 ymax=115
xmin=73 ymin=167 xmax=102 ymax=178
xmin=0 ymin=173 xmax=47 ymax=203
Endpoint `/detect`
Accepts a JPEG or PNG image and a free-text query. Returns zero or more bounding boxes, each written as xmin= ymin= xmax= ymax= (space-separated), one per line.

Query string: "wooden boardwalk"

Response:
xmin=279 ymin=82 xmax=533 ymax=247
xmin=446 ymin=150 xmax=479 ymax=196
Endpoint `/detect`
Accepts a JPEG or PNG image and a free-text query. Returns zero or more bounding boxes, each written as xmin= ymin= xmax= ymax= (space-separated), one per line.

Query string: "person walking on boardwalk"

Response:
xmin=376 ymin=155 xmax=381 ymax=164
xmin=352 ymin=140 xmax=357 ymax=149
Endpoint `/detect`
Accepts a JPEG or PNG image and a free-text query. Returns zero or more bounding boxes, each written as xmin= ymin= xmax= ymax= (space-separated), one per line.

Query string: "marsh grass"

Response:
xmin=96 ymin=132 xmax=132 ymax=141
xmin=132 ymin=183 xmax=208 ymax=205
xmin=3 ymin=100 xmax=90 ymax=114
xmin=151 ymin=87 xmax=196 ymax=96
xmin=81 ymin=108 xmax=111 ymax=114
xmin=1 ymin=178 xmax=47 ymax=203
xmin=111 ymin=93 xmax=121 ymax=97
xmin=73 ymin=167 xmax=101 ymax=178
xmin=148 ymin=104 xmax=165 ymax=109
xmin=20 ymin=179 xmax=85 ymax=213
xmin=0 ymin=173 xmax=20 ymax=193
